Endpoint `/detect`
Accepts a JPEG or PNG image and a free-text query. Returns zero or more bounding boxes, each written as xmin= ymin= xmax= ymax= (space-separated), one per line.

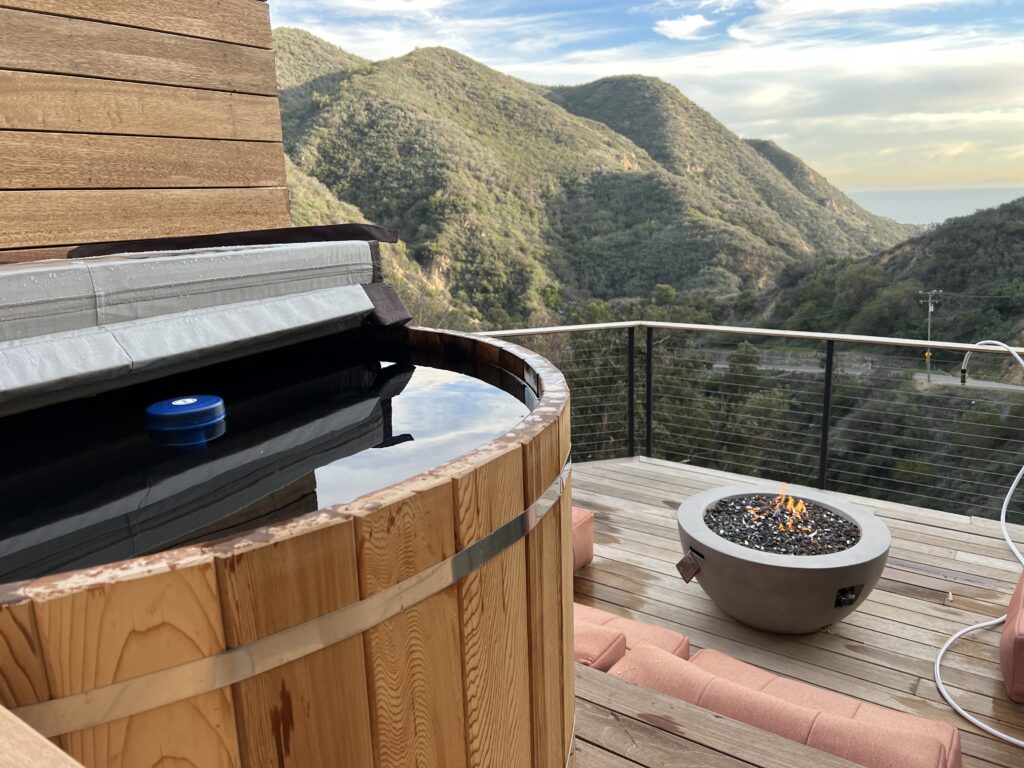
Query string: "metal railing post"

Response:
xmin=818 ymin=340 xmax=835 ymax=490
xmin=627 ymin=327 xmax=636 ymax=457
xmin=645 ymin=326 xmax=654 ymax=457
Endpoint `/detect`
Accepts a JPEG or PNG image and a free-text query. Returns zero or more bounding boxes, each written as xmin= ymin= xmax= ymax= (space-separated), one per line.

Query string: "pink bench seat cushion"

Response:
xmin=702 ymin=676 xmax=819 ymax=743
xmin=688 ymin=651 xmax=958 ymax=765
xmin=573 ymin=603 xmax=689 ymax=659
xmin=609 ymin=644 xmax=960 ymax=768
xmin=1001 ymin=572 xmax=1024 ymax=703
xmin=853 ymin=703 xmax=961 ymax=768
xmin=809 ymin=711 xmax=949 ymax=768
xmin=692 ymin=649 xmax=960 ymax=767
xmin=571 ymin=506 xmax=594 ymax=571
xmin=573 ymin=622 xmax=627 ymax=671
xmin=689 ymin=647 xmax=776 ymax=691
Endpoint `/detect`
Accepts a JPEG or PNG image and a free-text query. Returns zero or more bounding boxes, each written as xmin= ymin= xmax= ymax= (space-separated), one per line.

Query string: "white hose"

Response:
xmin=933 ymin=339 xmax=1024 ymax=748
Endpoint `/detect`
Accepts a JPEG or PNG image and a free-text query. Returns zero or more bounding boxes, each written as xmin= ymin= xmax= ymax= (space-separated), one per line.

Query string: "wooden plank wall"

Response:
xmin=0 ymin=0 xmax=291 ymax=262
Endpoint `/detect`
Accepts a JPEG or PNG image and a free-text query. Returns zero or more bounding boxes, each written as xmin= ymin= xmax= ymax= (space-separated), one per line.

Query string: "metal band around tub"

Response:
xmin=14 ymin=458 xmax=572 ymax=738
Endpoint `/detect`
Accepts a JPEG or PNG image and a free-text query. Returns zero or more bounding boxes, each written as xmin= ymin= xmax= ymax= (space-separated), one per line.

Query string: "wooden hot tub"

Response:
xmin=0 ymin=326 xmax=574 ymax=768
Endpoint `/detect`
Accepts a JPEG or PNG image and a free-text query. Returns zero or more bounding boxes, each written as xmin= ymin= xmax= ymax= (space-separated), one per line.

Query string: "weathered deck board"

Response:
xmin=572 ymin=457 xmax=1024 ymax=768
xmin=573 ymin=664 xmax=855 ymax=768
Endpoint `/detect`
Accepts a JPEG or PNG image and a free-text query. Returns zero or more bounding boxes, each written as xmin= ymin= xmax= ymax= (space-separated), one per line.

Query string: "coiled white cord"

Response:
xmin=933 ymin=339 xmax=1024 ymax=748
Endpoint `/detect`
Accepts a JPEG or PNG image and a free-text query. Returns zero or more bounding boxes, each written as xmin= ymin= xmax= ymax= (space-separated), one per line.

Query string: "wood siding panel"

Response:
xmin=0 ymin=71 xmax=282 ymax=141
xmin=0 ymin=132 xmax=285 ymax=190
xmin=214 ymin=522 xmax=374 ymax=768
xmin=452 ymin=446 xmax=532 ymax=768
xmin=0 ymin=1 xmax=273 ymax=48
xmin=31 ymin=562 xmax=241 ymax=767
xmin=0 ymin=188 xmax=292 ymax=249
xmin=0 ymin=8 xmax=277 ymax=95
xmin=0 ymin=246 xmax=74 ymax=263
xmin=355 ymin=480 xmax=468 ymax=768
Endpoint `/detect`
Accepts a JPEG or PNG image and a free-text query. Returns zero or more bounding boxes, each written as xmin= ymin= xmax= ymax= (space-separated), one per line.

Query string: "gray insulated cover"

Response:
xmin=0 ymin=241 xmax=377 ymax=415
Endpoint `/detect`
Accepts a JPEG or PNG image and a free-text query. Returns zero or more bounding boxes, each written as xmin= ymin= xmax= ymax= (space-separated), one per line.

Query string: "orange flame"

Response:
xmin=772 ymin=485 xmax=811 ymax=534
xmin=772 ymin=483 xmax=791 ymax=509
xmin=749 ymin=484 xmax=813 ymax=535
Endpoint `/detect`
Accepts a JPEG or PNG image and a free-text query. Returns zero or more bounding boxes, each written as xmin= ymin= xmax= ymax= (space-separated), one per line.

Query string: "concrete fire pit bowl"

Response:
xmin=677 ymin=482 xmax=891 ymax=634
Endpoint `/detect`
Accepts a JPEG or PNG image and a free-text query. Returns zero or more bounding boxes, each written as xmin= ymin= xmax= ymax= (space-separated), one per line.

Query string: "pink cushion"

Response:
xmin=571 ymin=506 xmax=594 ymax=571
xmin=1001 ymin=572 xmax=1024 ymax=703
xmin=573 ymin=622 xmax=627 ymax=671
xmin=690 ymin=648 xmax=776 ymax=691
xmin=607 ymin=644 xmax=714 ymax=704
xmin=693 ymin=649 xmax=861 ymax=718
xmin=610 ymin=646 xmax=817 ymax=743
xmin=572 ymin=603 xmax=689 ymax=659
xmin=606 ymin=617 xmax=690 ymax=658
xmin=809 ymin=711 xmax=949 ymax=768
xmin=701 ymin=676 xmax=819 ymax=744
xmin=764 ymin=676 xmax=862 ymax=719
xmin=609 ymin=644 xmax=961 ymax=768
xmin=854 ymin=703 xmax=962 ymax=768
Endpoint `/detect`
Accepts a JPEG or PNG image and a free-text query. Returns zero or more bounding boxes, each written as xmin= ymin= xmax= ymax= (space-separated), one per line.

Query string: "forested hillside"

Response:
xmin=285 ymin=157 xmax=476 ymax=329
xmin=547 ymin=78 xmax=912 ymax=259
xmin=769 ymin=197 xmax=1024 ymax=343
xmin=274 ymin=28 xmax=914 ymax=326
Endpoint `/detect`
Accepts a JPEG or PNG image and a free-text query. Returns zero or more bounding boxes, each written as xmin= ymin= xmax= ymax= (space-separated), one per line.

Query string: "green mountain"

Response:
xmin=547 ymin=78 xmax=913 ymax=262
xmin=274 ymin=28 xmax=915 ymax=326
xmin=769 ymin=197 xmax=1024 ymax=343
xmin=876 ymin=197 xmax=1024 ymax=342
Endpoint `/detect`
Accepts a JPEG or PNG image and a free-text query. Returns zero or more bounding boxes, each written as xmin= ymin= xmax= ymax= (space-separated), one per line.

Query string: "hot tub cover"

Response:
xmin=0 ymin=238 xmax=407 ymax=415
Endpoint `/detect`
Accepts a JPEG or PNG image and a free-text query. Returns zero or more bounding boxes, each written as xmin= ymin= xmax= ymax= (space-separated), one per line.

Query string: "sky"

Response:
xmin=269 ymin=1 xmax=1024 ymax=198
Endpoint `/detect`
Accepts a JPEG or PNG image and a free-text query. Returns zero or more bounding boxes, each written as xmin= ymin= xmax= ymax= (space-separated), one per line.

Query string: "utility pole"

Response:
xmin=919 ymin=289 xmax=943 ymax=383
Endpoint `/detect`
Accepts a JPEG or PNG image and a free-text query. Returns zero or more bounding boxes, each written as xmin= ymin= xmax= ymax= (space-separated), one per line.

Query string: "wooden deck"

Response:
xmin=571 ymin=456 xmax=1024 ymax=768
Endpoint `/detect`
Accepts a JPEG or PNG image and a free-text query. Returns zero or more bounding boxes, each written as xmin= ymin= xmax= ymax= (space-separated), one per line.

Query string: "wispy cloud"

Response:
xmin=280 ymin=0 xmax=455 ymax=15
xmin=698 ymin=0 xmax=748 ymax=10
xmin=654 ymin=14 xmax=716 ymax=40
xmin=273 ymin=4 xmax=607 ymax=61
xmin=270 ymin=0 xmax=1024 ymax=188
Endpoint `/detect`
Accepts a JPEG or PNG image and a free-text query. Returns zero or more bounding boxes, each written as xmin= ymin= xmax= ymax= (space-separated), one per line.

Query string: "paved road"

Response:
xmin=708 ymin=361 xmax=1024 ymax=392
xmin=912 ymin=371 xmax=1024 ymax=393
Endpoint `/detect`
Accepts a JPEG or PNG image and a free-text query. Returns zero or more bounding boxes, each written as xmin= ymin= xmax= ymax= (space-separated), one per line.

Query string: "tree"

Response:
xmin=652 ymin=283 xmax=677 ymax=306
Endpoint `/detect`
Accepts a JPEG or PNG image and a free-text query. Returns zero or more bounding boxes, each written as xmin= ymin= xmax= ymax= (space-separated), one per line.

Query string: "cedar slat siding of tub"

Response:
xmin=356 ymin=479 xmax=468 ymax=768
xmin=214 ymin=517 xmax=373 ymax=767
xmin=525 ymin=415 xmax=569 ymax=768
xmin=31 ymin=560 xmax=241 ymax=766
xmin=558 ymin=407 xmax=576 ymax=760
xmin=0 ymin=330 xmax=572 ymax=768
xmin=0 ymin=602 xmax=51 ymax=709
xmin=0 ymin=3 xmax=289 ymax=257
xmin=452 ymin=444 xmax=533 ymax=768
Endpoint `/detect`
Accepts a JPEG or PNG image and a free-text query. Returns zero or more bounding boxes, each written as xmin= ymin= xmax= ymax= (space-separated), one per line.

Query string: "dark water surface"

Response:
xmin=0 ymin=333 xmax=532 ymax=581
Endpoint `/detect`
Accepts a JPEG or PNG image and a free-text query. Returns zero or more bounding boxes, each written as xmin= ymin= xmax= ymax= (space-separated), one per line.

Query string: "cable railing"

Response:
xmin=481 ymin=322 xmax=1024 ymax=525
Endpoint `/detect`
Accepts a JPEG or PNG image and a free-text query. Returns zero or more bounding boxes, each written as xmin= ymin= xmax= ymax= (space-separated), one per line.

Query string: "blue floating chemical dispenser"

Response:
xmin=146 ymin=395 xmax=227 ymax=448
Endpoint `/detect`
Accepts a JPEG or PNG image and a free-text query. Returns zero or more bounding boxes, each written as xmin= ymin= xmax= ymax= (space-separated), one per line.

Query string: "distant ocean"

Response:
xmin=847 ymin=186 xmax=1024 ymax=226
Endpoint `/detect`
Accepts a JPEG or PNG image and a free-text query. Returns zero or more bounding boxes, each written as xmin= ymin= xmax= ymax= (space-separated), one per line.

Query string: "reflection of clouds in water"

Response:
xmin=315 ymin=367 xmax=529 ymax=506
